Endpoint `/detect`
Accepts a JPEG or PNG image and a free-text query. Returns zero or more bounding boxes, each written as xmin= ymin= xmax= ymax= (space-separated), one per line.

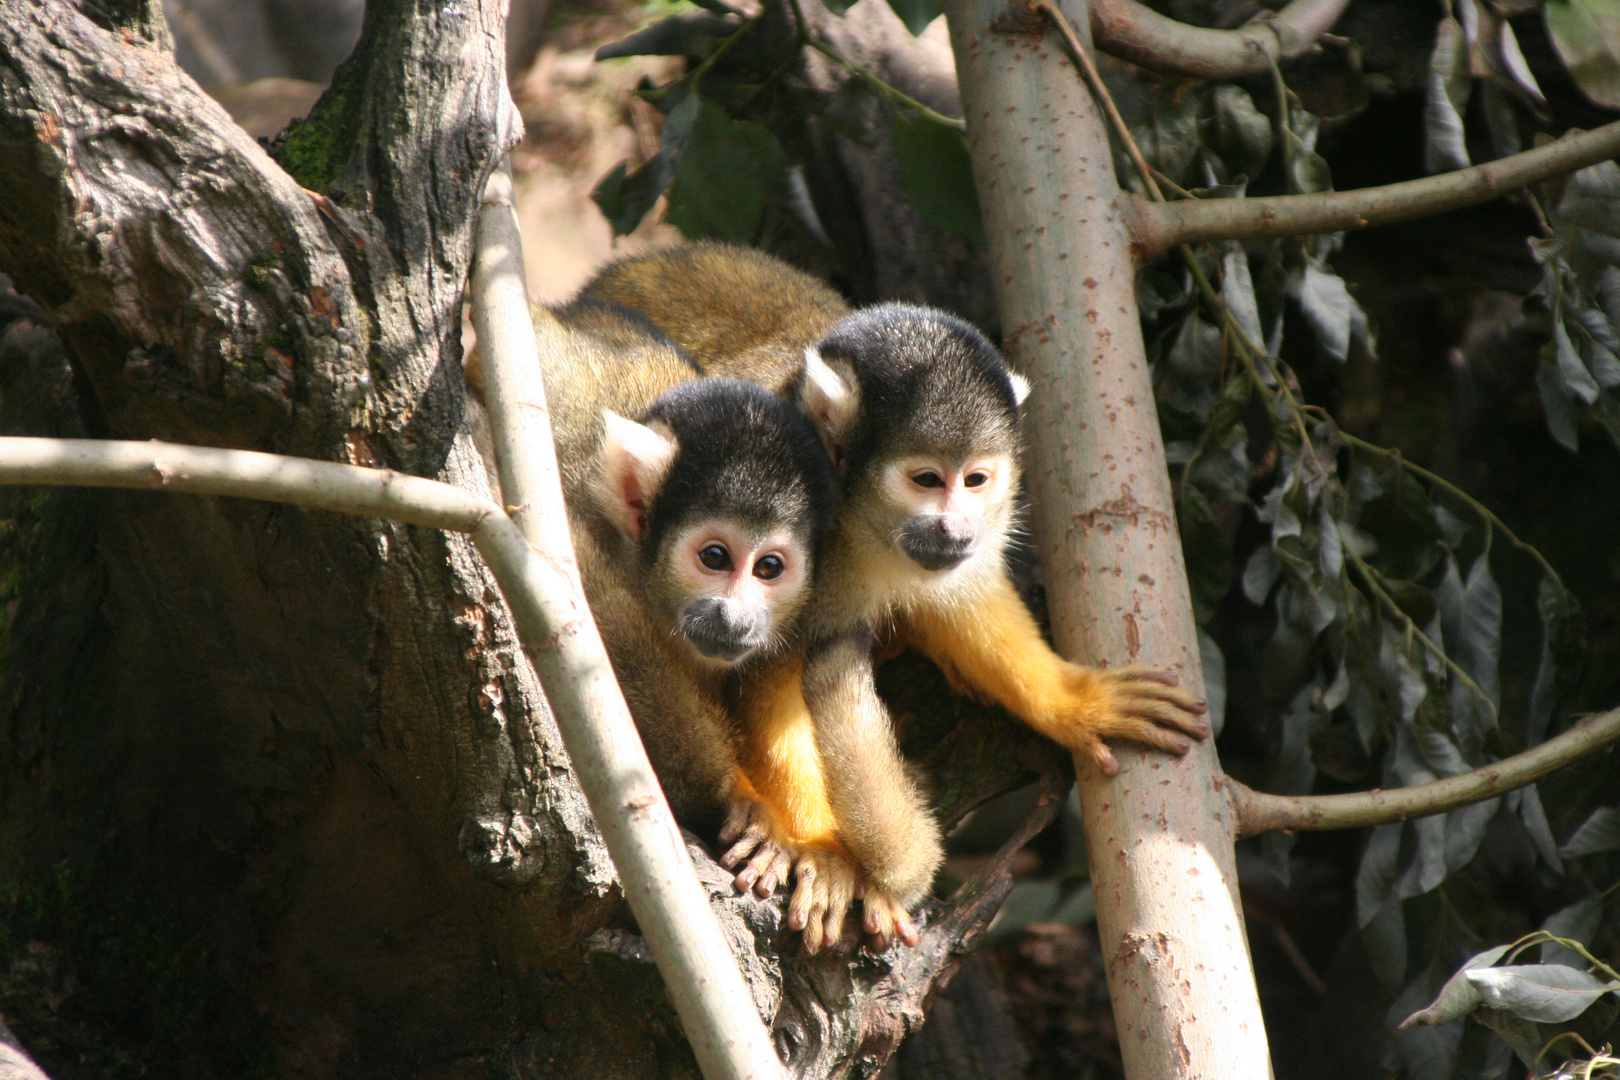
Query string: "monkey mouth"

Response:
xmin=901 ymin=539 xmax=973 ymax=572
xmin=681 ymin=603 xmax=771 ymax=663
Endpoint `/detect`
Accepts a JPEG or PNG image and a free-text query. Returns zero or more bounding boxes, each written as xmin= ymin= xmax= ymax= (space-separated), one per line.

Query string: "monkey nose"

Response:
xmin=681 ymin=598 xmax=771 ymax=662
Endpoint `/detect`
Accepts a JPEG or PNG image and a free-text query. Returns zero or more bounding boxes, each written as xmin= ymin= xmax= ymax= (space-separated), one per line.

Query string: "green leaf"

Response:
xmin=1466 ymin=965 xmax=1619 ymax=1023
xmin=1555 ymin=318 xmax=1603 ymax=403
xmin=1206 ymin=85 xmax=1272 ymax=182
xmin=889 ymin=107 xmax=984 ymax=243
xmin=1457 ymin=555 xmax=1502 ymax=716
xmin=1545 ymin=0 xmax=1620 ymax=110
xmin=1424 ymin=15 xmax=1472 ymax=173
xmin=1541 ymin=895 xmax=1607 ymax=967
xmin=1221 ymin=244 xmax=1263 ymax=349
xmin=885 ymin=0 xmax=942 ymax=35
xmin=595 ymin=12 xmax=739 ymax=60
xmin=1400 ymin=946 xmax=1514 ymax=1028
xmin=665 ymin=96 xmax=786 ymax=242
xmin=1294 ymin=262 xmax=1360 ymax=362
xmin=1561 ymin=806 xmax=1620 ymax=857
xmin=1131 ymin=93 xmax=1201 ymax=189
xmin=1528 ymin=576 xmax=1583 ymax=744
xmin=1536 ymin=349 xmax=1582 ymax=451
xmin=592 ymin=90 xmax=700 ymax=236
xmin=822 ymin=0 xmax=859 ymax=15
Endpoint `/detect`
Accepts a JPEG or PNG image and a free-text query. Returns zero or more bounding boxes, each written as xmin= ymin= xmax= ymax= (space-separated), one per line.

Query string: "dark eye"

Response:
xmin=753 ymin=554 xmax=785 ymax=581
xmin=698 ymin=544 xmax=732 ymax=572
xmin=912 ymin=471 xmax=944 ymax=488
xmin=965 ymin=471 xmax=989 ymax=489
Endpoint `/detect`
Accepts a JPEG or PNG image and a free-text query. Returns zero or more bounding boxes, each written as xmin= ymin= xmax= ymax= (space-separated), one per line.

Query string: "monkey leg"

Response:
xmin=724 ymin=652 xmax=869 ymax=953
xmin=801 ymin=632 xmax=942 ymax=949
xmin=900 ymin=572 xmax=1211 ymax=776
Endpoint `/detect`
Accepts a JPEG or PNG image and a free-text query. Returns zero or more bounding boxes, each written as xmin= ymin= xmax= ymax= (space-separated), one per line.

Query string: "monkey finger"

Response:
xmin=1108 ymin=665 xmax=1182 ymax=688
xmin=1121 ymin=699 xmax=1211 ymax=738
xmin=742 ymin=843 xmax=783 ymax=896
xmin=865 ymin=930 xmax=893 ymax=953
xmin=1076 ymin=735 xmax=1121 ymax=777
xmin=894 ymin=912 xmax=919 ymax=948
xmin=718 ymin=799 xmax=757 ymax=846
xmin=720 ymin=829 xmax=767 ymax=872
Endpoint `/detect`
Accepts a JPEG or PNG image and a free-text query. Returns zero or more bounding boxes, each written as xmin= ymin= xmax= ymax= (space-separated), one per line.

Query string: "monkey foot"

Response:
xmin=718 ymin=797 xmax=793 ymax=897
xmin=788 ymin=845 xmax=861 ymax=956
xmin=1065 ymin=665 xmax=1211 ymax=777
xmin=857 ymin=883 xmax=918 ymax=953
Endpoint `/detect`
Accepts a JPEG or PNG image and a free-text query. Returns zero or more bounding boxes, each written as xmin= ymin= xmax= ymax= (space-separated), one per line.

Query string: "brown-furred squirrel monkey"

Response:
xmin=582 ymin=243 xmax=1211 ymax=952
xmin=507 ymin=298 xmax=850 ymax=924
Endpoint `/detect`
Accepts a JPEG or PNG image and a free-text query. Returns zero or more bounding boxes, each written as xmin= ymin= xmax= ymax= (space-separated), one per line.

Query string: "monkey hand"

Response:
xmin=855 ymin=880 xmax=919 ymax=953
xmin=788 ymin=844 xmax=862 ymax=956
xmin=1061 ymin=665 xmax=1211 ymax=777
xmin=718 ymin=796 xmax=794 ymax=898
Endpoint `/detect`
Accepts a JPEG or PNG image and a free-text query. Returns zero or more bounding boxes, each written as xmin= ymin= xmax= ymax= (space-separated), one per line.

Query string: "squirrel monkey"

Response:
xmin=497 ymin=297 xmax=848 ymax=899
xmin=582 ymin=244 xmax=1211 ymax=952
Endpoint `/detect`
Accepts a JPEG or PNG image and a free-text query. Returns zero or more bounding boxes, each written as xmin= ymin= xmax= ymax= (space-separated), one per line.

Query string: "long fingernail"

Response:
xmin=756 ymin=873 xmax=777 ymax=896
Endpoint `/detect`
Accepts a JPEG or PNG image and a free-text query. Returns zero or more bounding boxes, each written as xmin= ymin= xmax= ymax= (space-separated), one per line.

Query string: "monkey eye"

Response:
xmin=911 ymin=471 xmax=944 ymax=489
xmin=753 ymin=554 xmax=785 ymax=581
xmin=698 ymin=544 xmax=732 ymax=572
xmin=965 ymin=471 xmax=989 ymax=489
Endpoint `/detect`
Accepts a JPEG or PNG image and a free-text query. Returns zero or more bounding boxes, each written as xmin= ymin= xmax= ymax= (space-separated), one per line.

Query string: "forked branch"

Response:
xmin=1232 ymin=707 xmax=1620 ymax=837
xmin=1126 ymin=120 xmax=1620 ymax=261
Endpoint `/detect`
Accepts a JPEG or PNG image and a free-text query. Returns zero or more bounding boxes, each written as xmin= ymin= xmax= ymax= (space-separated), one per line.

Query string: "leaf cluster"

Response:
xmin=590 ymin=0 xmax=982 ymax=248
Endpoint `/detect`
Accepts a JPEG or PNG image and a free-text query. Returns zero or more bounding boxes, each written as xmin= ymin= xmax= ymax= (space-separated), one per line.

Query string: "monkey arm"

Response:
xmin=899 ymin=571 xmax=1210 ymax=775
xmin=799 ymin=633 xmax=944 ymax=910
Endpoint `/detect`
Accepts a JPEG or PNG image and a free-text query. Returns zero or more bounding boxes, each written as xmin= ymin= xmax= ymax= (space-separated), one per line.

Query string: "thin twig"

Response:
xmin=1346 ymin=549 xmax=1500 ymax=725
xmin=806 ymin=40 xmax=966 ymax=130
xmin=1340 ymin=431 xmax=1570 ymax=598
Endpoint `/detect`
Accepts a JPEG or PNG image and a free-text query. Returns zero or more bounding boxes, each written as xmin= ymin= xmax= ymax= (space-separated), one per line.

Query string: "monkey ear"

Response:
xmin=595 ymin=411 xmax=679 ymax=540
xmin=1008 ymin=370 xmax=1031 ymax=407
xmin=802 ymin=348 xmax=859 ymax=459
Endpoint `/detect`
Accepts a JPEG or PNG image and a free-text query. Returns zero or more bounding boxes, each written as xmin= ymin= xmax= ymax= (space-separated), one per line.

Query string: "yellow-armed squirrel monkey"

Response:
xmin=501 ymin=298 xmax=850 ymax=921
xmin=582 ymin=244 xmax=1211 ymax=952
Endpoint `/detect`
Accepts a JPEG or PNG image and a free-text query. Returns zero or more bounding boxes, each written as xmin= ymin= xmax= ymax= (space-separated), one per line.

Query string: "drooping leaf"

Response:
xmin=1545 ymin=0 xmax=1620 ymax=110
xmin=666 ymin=97 xmax=786 ymax=241
xmin=1131 ymin=93 xmax=1201 ymax=189
xmin=592 ymin=91 xmax=700 ymax=236
xmin=595 ymin=12 xmax=740 ymax=60
xmin=1513 ymin=784 xmax=1565 ymax=872
xmin=1535 ymin=349 xmax=1582 ymax=452
xmin=1388 ymin=965 xmax=1466 ymax=1080
xmin=1206 ymin=84 xmax=1273 ymax=183
xmin=889 ymin=107 xmax=984 ymax=243
xmin=885 ymin=0 xmax=943 ymax=35
xmin=1242 ymin=543 xmax=1281 ymax=605
xmin=1528 ymin=576 xmax=1583 ymax=744
xmin=1424 ymin=15 xmax=1472 ymax=173
xmin=1401 ymin=945 xmax=1515 ymax=1028
xmin=1357 ymin=822 xmax=1404 ymax=926
xmin=1555 ymin=318 xmax=1603 ymax=403
xmin=1294 ymin=262 xmax=1360 ymax=362
xmin=1561 ymin=805 xmax=1620 ymax=857
xmin=1541 ymin=895 xmax=1607 ymax=967
xmin=1457 ymin=554 xmax=1503 ymax=720
xmin=1222 ymin=244 xmax=1264 ymax=350
xmin=1362 ymin=897 xmax=1409 ymax=987
xmin=1465 ymin=965 xmax=1619 ymax=1023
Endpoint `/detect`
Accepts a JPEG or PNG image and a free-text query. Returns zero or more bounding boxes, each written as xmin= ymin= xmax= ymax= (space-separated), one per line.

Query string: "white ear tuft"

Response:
xmin=594 ymin=410 xmax=679 ymax=539
xmin=801 ymin=347 xmax=859 ymax=454
xmin=1008 ymin=370 xmax=1032 ymax=407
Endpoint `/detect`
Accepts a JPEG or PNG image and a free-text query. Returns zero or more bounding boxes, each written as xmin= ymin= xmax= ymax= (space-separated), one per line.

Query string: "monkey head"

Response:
xmin=592 ymin=378 xmax=838 ymax=666
xmin=797 ymin=304 xmax=1030 ymax=581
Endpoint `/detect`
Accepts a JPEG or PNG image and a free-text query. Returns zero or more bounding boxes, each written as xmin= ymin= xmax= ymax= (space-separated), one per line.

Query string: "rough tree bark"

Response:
xmin=0 ymin=2 xmax=1063 ymax=1077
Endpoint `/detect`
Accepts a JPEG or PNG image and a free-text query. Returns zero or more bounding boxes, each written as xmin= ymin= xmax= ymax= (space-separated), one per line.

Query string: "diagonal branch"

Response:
xmin=1089 ymin=0 xmax=1350 ymax=79
xmin=471 ymin=162 xmax=784 ymax=1080
xmin=1125 ymin=120 xmax=1620 ymax=261
xmin=1232 ymin=706 xmax=1620 ymax=837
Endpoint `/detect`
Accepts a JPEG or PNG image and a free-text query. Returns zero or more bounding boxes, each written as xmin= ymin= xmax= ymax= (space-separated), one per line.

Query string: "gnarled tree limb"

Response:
xmin=1089 ymin=0 xmax=1349 ymax=79
xmin=1125 ymin=119 xmax=1620 ymax=261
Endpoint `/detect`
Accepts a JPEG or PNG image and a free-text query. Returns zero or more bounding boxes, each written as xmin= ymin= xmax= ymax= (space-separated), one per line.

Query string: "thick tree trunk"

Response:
xmin=942 ymin=1 xmax=1272 ymax=1078
xmin=0 ymin=3 xmax=1057 ymax=1076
